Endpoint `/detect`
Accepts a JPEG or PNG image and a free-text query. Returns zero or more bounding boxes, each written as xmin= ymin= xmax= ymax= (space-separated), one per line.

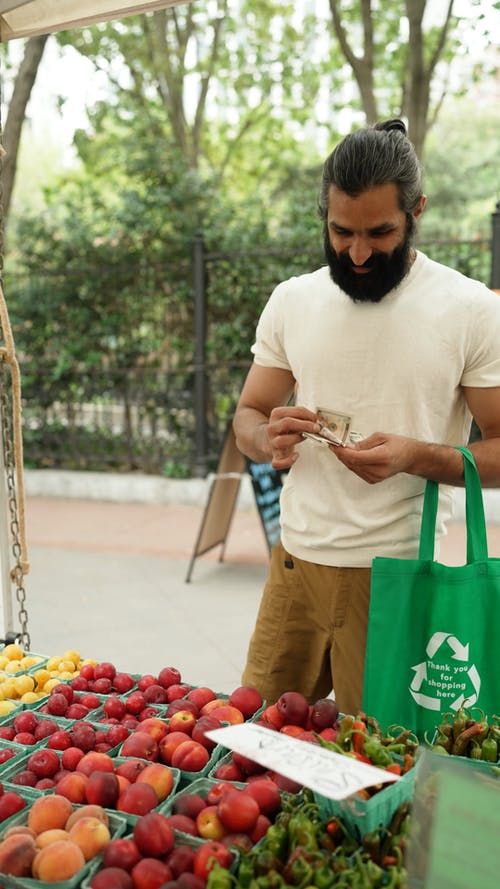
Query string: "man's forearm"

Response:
xmin=409 ymin=438 xmax=500 ymax=487
xmin=233 ymin=407 xmax=272 ymax=463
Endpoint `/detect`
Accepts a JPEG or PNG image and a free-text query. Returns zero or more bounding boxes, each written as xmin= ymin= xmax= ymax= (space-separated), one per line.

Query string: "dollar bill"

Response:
xmin=301 ymin=407 xmax=352 ymax=447
xmin=348 ymin=430 xmax=364 ymax=444
xmin=316 ymin=407 xmax=352 ymax=446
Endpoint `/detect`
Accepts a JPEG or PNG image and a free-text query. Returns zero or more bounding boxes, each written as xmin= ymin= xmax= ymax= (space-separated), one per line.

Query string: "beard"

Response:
xmin=324 ymin=221 xmax=414 ymax=303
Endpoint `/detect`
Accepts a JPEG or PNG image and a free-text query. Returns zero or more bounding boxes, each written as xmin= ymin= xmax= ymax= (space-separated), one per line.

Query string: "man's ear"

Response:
xmin=413 ymin=194 xmax=426 ymax=220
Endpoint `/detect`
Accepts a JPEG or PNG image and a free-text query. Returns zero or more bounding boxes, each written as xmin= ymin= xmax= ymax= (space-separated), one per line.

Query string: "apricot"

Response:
xmin=0 ymin=832 xmax=37 ymax=876
xmin=67 ymin=816 xmax=111 ymax=861
xmin=65 ymin=803 xmax=109 ymax=831
xmin=32 ymin=839 xmax=86 ymax=881
xmin=1 ymin=824 xmax=36 ymax=841
xmin=27 ymin=794 xmax=73 ymax=834
xmin=36 ymin=828 xmax=71 ymax=849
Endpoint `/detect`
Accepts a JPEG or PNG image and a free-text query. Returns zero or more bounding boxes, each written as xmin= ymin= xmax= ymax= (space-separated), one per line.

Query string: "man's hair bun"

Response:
xmin=374 ymin=119 xmax=407 ymax=135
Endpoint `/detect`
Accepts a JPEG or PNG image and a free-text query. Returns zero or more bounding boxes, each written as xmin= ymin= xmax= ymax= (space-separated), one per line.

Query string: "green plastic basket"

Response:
xmin=313 ymin=761 xmax=417 ymax=839
xmin=0 ymin=808 xmax=127 ymax=889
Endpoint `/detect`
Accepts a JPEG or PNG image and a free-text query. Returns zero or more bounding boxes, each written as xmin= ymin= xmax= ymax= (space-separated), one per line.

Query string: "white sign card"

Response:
xmin=206 ymin=723 xmax=400 ymax=801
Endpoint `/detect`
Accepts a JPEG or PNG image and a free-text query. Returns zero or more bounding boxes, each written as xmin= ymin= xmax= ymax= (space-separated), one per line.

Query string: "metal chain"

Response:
xmin=0 ymin=356 xmax=30 ymax=649
xmin=0 ymin=48 xmax=29 ymax=648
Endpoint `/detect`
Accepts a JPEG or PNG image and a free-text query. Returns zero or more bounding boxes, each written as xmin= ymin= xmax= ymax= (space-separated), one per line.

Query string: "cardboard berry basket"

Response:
xmin=0 ymin=785 xmax=40 ymax=834
xmin=160 ymin=775 xmax=246 ymax=845
xmin=108 ymin=757 xmax=181 ymax=827
xmin=117 ymin=736 xmax=228 ymax=792
xmin=312 ymin=758 xmax=418 ymax=840
xmin=79 ymin=825 xmax=241 ymax=889
xmin=0 ymin=738 xmax=38 ymax=776
xmin=0 ymin=807 xmax=128 ymax=889
xmin=0 ymin=651 xmax=48 ymax=673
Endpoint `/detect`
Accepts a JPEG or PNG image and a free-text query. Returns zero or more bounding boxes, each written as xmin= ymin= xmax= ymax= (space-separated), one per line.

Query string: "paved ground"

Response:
xmin=7 ymin=483 xmax=500 ymax=696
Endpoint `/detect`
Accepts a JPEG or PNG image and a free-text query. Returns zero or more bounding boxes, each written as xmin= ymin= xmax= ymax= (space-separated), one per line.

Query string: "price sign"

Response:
xmin=206 ymin=723 xmax=399 ymax=801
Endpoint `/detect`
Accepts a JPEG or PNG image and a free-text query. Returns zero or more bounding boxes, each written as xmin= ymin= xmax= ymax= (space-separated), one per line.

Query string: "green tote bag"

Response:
xmin=362 ymin=446 xmax=500 ymax=739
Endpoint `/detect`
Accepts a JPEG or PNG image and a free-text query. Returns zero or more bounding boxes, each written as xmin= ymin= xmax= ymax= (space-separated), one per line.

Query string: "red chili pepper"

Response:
xmin=384 ymin=762 xmax=402 ymax=776
xmin=352 ymin=717 xmax=368 ymax=754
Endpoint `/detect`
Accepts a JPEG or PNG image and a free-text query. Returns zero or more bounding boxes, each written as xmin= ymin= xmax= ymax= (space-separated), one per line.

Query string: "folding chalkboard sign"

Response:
xmin=245 ymin=458 xmax=284 ymax=552
xmin=185 ymin=424 xmax=285 ymax=582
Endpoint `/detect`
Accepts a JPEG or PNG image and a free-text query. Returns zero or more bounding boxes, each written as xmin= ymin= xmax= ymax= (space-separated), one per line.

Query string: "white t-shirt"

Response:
xmin=251 ymin=251 xmax=500 ymax=566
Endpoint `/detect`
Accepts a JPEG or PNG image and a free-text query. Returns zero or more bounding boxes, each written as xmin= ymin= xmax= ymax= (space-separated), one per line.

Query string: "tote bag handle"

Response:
xmin=418 ymin=446 xmax=488 ymax=563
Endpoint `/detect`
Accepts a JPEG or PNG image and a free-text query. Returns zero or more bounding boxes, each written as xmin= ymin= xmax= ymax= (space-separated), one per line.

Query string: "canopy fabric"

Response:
xmin=0 ymin=0 xmax=191 ymax=41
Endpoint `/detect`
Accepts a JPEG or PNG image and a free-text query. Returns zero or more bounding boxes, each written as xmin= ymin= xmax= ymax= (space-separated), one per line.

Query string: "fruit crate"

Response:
xmin=0 ymin=785 xmax=41 ymax=832
xmin=0 ymin=738 xmax=37 ymax=776
xmin=0 ymin=807 xmax=128 ymax=889
xmin=0 ymin=749 xmax=67 ymax=796
xmin=108 ymin=757 xmax=181 ymax=827
xmin=160 ymin=775 xmax=246 ymax=845
xmin=312 ymin=758 xmax=418 ymax=839
xmin=79 ymin=824 xmax=241 ymax=889
xmin=0 ymin=651 xmax=47 ymax=674
xmin=1 ymin=713 xmax=127 ymax=759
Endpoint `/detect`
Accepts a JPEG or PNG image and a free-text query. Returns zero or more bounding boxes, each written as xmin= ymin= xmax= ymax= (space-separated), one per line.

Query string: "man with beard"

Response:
xmin=232 ymin=119 xmax=500 ymax=714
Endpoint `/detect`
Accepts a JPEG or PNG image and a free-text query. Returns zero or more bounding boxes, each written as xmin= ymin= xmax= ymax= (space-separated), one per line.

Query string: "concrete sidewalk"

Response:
xmin=11 ymin=470 xmax=500 ymax=696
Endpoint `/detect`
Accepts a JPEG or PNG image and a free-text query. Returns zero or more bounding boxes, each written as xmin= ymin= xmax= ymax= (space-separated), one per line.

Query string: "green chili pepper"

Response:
xmin=452 ymin=721 xmax=488 ymax=756
xmin=207 ymin=864 xmax=234 ymax=889
xmin=312 ymin=865 xmax=335 ymax=889
xmin=255 ymin=850 xmax=282 ymax=877
xmin=288 ymin=816 xmax=318 ymax=852
xmin=431 ymin=744 xmax=450 ymax=755
xmin=336 ymin=714 xmax=355 ymax=750
xmin=362 ymin=736 xmax=394 ymax=767
xmin=481 ymin=735 xmax=498 ymax=762
xmin=237 ymin=856 xmax=256 ymax=889
xmin=256 ymin=872 xmax=285 ymax=889
xmin=283 ymin=851 xmax=314 ymax=886
xmin=264 ymin=823 xmax=288 ymax=860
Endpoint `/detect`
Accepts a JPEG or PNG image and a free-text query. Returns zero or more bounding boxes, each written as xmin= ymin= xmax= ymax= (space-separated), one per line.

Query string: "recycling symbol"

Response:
xmin=409 ymin=631 xmax=481 ymax=713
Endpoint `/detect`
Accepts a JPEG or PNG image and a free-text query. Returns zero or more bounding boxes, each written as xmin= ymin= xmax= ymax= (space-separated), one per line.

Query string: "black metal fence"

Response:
xmin=4 ymin=231 xmax=496 ymax=478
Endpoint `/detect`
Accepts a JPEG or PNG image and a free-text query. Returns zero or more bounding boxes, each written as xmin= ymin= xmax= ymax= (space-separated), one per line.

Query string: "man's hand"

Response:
xmin=268 ymin=406 xmax=322 ymax=469
xmin=330 ymin=432 xmax=419 ymax=483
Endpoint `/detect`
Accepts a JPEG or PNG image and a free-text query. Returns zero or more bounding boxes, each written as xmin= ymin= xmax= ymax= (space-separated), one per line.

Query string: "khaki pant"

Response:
xmin=242 ymin=540 xmax=371 ymax=715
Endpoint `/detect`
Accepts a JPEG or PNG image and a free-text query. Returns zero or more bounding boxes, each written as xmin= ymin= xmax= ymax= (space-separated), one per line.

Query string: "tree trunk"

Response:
xmin=1 ymin=35 xmax=49 ymax=225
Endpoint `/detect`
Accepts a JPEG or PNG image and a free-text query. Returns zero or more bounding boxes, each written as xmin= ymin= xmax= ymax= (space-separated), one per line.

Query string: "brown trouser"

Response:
xmin=242 ymin=540 xmax=371 ymax=715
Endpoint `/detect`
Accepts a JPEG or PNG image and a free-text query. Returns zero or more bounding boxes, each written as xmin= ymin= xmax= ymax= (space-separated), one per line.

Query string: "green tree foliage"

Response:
xmin=323 ymin=0 xmax=498 ymax=159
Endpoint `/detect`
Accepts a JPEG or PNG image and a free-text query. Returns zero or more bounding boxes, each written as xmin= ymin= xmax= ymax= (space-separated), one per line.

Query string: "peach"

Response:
xmin=117 ymin=782 xmax=158 ymax=816
xmin=65 ymin=804 xmax=109 ymax=831
xmin=131 ymin=857 xmax=173 ymax=889
xmin=135 ymin=762 xmax=174 ymax=803
xmin=228 ymin=686 xmax=263 ymax=719
xmin=32 ymin=839 xmax=85 ymax=881
xmin=55 ymin=771 xmax=88 ymax=804
xmin=91 ymin=866 xmax=134 ymax=889
xmin=120 ymin=731 xmax=158 ymax=761
xmin=76 ymin=751 xmax=115 ymax=776
xmin=27 ymin=793 xmax=73 ymax=834
xmin=186 ymin=686 xmax=217 ymax=710
xmin=136 ymin=717 xmax=169 ymax=741
xmin=205 ymin=705 xmax=244 ymax=725
xmin=67 ymin=816 xmax=111 ymax=861
xmin=85 ymin=770 xmax=120 ymax=809
xmin=35 ymin=828 xmax=71 ymax=849
xmin=2 ymin=825 xmax=36 ymax=841
xmin=200 ymin=698 xmax=229 ymax=716
xmin=0 ymin=833 xmax=37 ymax=876
xmin=133 ymin=812 xmax=174 ymax=858
xmin=103 ymin=837 xmax=141 ymax=871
